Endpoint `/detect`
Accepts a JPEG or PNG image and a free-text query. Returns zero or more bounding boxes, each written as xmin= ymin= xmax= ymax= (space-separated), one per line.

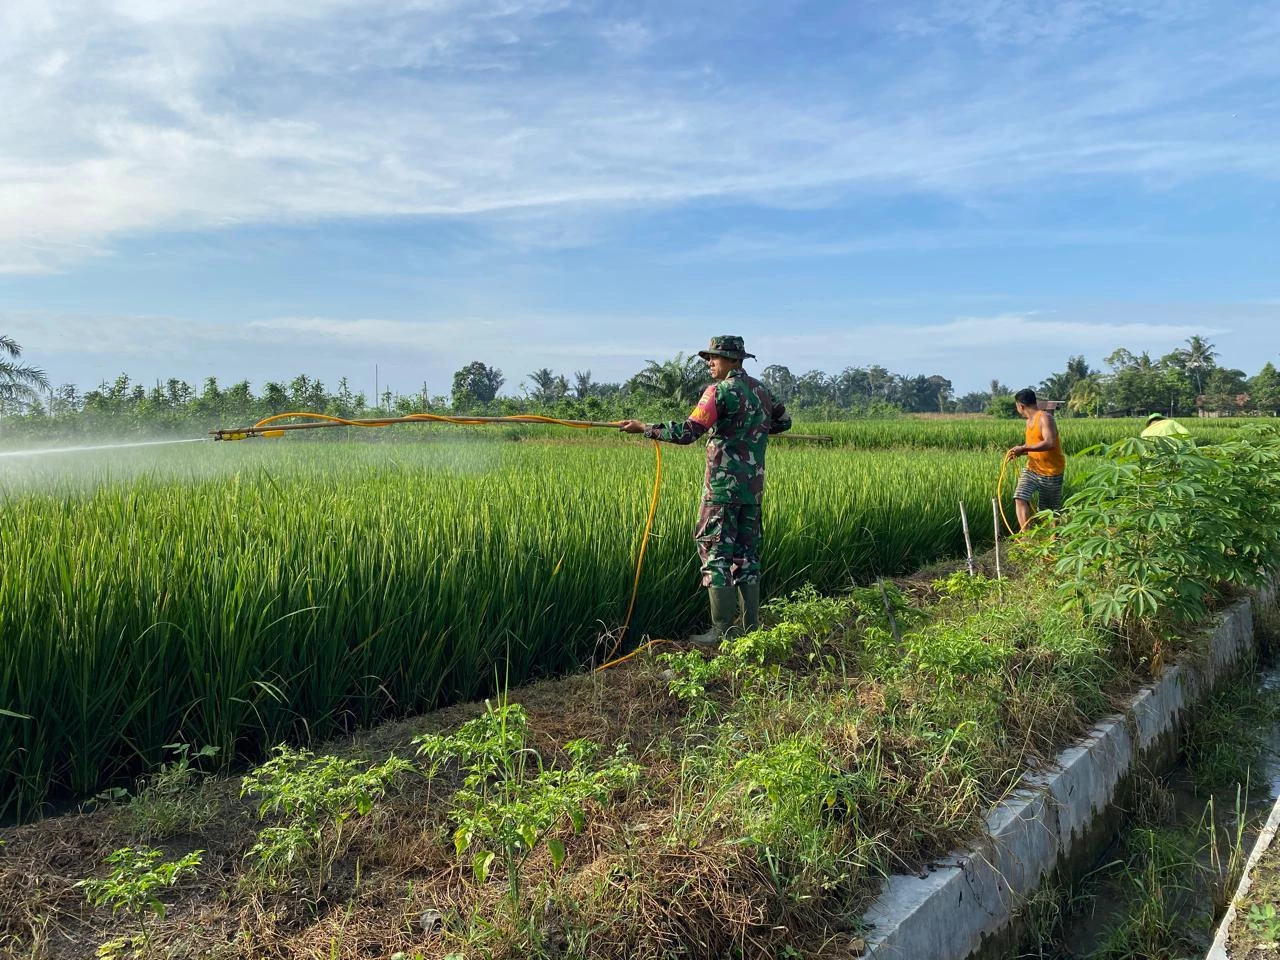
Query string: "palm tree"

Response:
xmin=627 ymin=353 xmax=707 ymax=406
xmin=1175 ymin=336 xmax=1218 ymax=396
xmin=1067 ymin=375 xmax=1103 ymax=418
xmin=572 ymin=370 xmax=595 ymax=400
xmin=0 ymin=335 xmax=49 ymax=409
xmin=525 ymin=368 xmax=569 ymax=403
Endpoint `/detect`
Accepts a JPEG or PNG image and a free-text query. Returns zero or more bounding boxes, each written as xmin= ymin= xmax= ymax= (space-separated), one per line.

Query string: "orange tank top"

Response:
xmin=1026 ymin=411 xmax=1066 ymax=477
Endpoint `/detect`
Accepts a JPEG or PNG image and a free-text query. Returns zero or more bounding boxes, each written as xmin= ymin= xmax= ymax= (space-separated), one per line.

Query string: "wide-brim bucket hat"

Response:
xmin=1145 ymin=412 xmax=1164 ymax=423
xmin=698 ymin=335 xmax=756 ymax=360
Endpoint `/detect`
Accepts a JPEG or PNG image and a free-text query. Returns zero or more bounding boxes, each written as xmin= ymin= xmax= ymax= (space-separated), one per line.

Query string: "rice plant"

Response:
xmin=0 ymin=438 xmax=1079 ymax=819
xmin=802 ymin=416 xmax=1251 ymax=454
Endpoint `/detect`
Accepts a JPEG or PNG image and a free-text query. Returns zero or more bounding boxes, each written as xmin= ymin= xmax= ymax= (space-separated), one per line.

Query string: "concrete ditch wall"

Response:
xmin=859 ymin=584 xmax=1277 ymax=960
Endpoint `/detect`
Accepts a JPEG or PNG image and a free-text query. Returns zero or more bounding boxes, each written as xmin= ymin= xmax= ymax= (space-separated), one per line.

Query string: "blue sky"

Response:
xmin=2 ymin=0 xmax=1278 ymax=399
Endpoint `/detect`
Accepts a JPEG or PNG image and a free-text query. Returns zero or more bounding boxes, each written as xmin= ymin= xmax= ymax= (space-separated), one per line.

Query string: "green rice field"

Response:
xmin=0 ymin=424 xmax=1085 ymax=820
xmin=317 ymin=414 xmax=1251 ymax=454
xmin=803 ymin=415 xmax=1253 ymax=453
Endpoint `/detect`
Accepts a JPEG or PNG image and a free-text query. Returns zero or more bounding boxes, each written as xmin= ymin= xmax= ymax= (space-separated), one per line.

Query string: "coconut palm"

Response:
xmin=1174 ymin=336 xmax=1218 ymax=396
xmin=526 ymin=368 xmax=569 ymax=403
xmin=1067 ymin=375 xmax=1104 ymax=417
xmin=0 ymin=335 xmax=49 ymax=407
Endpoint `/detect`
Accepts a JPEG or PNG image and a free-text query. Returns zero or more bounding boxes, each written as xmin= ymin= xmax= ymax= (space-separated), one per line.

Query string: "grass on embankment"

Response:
xmin=2 ymin=552 xmax=1182 ymax=960
xmin=1229 ymin=825 xmax=1280 ymax=957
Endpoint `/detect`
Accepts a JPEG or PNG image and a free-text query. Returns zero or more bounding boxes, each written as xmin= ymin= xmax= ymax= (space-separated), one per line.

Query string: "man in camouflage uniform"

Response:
xmin=621 ymin=335 xmax=791 ymax=647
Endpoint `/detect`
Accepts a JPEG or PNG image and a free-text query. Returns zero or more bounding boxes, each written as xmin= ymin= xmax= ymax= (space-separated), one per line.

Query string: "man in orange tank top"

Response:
xmin=1004 ymin=388 xmax=1066 ymax=531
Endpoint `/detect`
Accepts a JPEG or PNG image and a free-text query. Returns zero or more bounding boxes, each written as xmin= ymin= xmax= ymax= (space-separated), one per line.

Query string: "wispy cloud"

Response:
xmin=887 ymin=0 xmax=1208 ymax=47
xmin=867 ymin=313 xmax=1228 ymax=352
xmin=8 ymin=314 xmax=239 ymax=359
xmin=758 ymin=310 xmax=1245 ymax=380
xmin=599 ymin=19 xmax=653 ymax=57
xmin=4 ymin=310 xmax=685 ymax=367
xmin=1 ymin=0 xmax=1277 ymax=273
xmin=691 ymin=226 xmax=1161 ymax=261
xmin=9 ymin=313 xmax=501 ymax=356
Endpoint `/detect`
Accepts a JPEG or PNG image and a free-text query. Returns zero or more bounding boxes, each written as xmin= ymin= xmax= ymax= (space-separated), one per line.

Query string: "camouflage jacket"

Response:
xmin=644 ymin=369 xmax=791 ymax=504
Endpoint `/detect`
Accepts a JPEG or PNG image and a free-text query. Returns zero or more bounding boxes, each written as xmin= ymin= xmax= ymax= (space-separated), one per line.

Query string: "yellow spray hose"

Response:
xmin=996 ymin=456 xmax=1018 ymax=537
xmin=595 ymin=443 xmax=680 ymax=672
xmin=617 ymin=438 xmax=662 ymax=648
xmin=242 ymin=411 xmax=666 ymax=666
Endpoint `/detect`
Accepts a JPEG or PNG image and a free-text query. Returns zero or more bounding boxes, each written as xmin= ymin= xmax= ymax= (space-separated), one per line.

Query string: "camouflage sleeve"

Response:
xmin=644 ymin=383 xmax=716 ymax=444
xmin=643 ymin=419 xmax=709 ymax=444
xmin=768 ymin=394 xmax=792 ymax=435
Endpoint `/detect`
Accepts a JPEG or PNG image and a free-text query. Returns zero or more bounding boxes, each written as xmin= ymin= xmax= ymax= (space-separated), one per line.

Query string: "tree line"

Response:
xmin=1 ymin=334 xmax=1277 ymax=441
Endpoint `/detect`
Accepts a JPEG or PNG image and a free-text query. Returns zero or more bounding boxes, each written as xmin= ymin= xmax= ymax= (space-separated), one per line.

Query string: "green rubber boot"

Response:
xmin=738 ymin=581 xmax=761 ymax=633
xmin=687 ymin=586 xmax=740 ymax=649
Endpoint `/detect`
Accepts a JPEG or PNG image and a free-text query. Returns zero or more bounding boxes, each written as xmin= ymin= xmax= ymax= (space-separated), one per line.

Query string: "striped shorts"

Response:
xmin=1014 ymin=468 xmax=1064 ymax=511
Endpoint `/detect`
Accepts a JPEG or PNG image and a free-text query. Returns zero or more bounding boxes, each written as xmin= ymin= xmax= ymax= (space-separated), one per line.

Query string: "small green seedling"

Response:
xmin=128 ymin=743 xmax=221 ymax=839
xmin=241 ymin=745 xmax=413 ymax=903
xmin=414 ymin=700 xmax=639 ymax=909
xmin=1246 ymin=902 xmax=1280 ymax=941
xmin=78 ymin=846 xmax=203 ymax=957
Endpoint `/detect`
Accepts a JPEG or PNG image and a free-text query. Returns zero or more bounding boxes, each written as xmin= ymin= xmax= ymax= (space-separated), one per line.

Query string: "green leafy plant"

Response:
xmin=1049 ymin=431 xmax=1280 ymax=651
xmin=932 ymin=571 xmax=1000 ymax=608
xmin=1052 ymin=437 xmax=1222 ymax=632
xmin=78 ymin=846 xmax=203 ymax=957
xmin=1245 ymin=902 xmax=1280 ymax=941
xmin=414 ymin=700 xmax=639 ymax=909
xmin=241 ymin=746 xmax=413 ymax=902
xmin=731 ymin=736 xmax=855 ymax=901
xmin=659 ymin=585 xmax=889 ymax=718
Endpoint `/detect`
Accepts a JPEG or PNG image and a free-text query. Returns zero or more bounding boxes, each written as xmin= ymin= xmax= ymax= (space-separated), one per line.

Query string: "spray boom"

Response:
xmin=213 ymin=430 xmax=287 ymax=441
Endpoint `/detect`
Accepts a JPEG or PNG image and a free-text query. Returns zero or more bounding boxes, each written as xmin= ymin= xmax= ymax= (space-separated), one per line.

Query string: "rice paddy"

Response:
xmin=805 ymin=415 xmax=1252 ymax=453
xmin=0 ymin=426 xmax=1074 ymax=819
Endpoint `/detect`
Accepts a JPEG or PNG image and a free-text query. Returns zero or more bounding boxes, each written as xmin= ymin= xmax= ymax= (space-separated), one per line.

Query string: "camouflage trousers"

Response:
xmin=694 ymin=501 xmax=763 ymax=588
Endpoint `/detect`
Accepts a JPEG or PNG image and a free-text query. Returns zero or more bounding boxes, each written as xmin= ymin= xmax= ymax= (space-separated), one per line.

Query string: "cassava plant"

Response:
xmin=1049 ymin=430 xmax=1280 ymax=643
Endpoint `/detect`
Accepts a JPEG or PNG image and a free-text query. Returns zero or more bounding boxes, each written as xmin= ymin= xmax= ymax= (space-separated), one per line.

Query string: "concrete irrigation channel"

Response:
xmin=857 ymin=581 xmax=1278 ymax=959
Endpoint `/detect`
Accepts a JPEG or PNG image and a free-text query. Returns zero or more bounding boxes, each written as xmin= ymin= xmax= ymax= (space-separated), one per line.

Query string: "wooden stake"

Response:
xmin=959 ymin=500 xmax=975 ymax=577
xmin=992 ymin=498 xmax=1002 ymax=580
